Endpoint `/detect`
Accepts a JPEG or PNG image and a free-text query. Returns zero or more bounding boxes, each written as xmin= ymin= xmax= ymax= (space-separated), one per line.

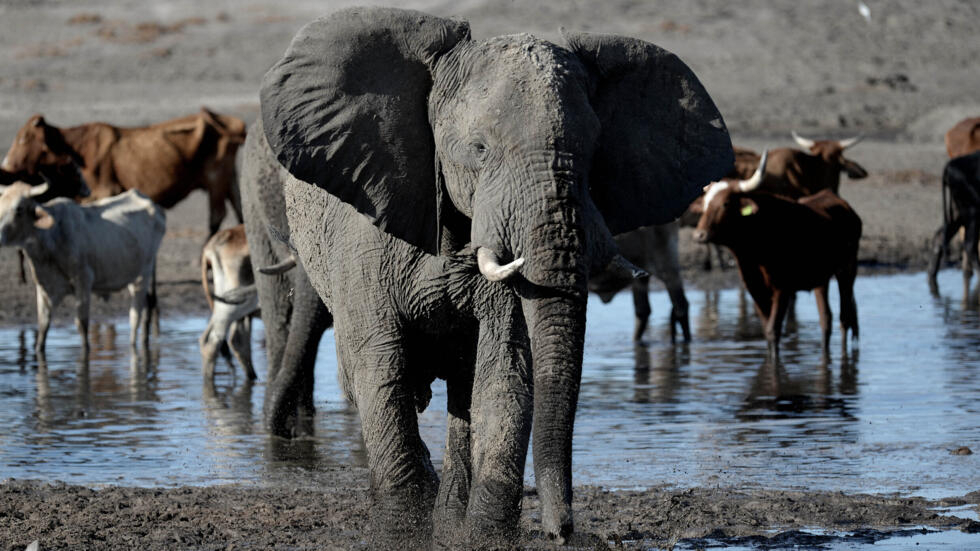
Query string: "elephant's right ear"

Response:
xmin=261 ymin=7 xmax=470 ymax=253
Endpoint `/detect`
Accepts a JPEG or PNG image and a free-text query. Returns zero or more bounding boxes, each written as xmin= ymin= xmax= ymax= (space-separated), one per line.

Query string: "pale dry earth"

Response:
xmin=0 ymin=1 xmax=978 ymax=549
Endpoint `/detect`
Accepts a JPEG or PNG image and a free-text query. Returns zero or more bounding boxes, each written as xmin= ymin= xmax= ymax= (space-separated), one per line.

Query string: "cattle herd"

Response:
xmin=0 ymin=9 xmax=978 ymax=545
xmin=1 ymin=111 xmax=979 ymax=368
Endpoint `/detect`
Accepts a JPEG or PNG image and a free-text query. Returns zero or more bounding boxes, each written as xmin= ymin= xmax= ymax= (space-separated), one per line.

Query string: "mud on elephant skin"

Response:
xmin=257 ymin=6 xmax=732 ymax=545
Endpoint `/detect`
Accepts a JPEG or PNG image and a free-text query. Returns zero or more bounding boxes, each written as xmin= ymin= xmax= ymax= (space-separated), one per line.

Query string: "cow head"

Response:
xmin=693 ymin=150 xmax=769 ymax=245
xmin=2 ymin=115 xmax=89 ymax=200
xmin=0 ymin=182 xmax=54 ymax=247
xmin=791 ymin=131 xmax=868 ymax=180
xmin=2 ymin=115 xmax=85 ymax=183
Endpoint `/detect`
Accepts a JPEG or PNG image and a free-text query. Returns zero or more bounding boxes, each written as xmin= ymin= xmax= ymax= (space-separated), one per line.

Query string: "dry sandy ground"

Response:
xmin=1 ymin=0 xmax=979 ymax=549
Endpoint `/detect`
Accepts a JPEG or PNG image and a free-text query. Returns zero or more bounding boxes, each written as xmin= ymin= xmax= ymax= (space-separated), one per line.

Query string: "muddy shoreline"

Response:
xmin=1 ymin=480 xmax=977 ymax=550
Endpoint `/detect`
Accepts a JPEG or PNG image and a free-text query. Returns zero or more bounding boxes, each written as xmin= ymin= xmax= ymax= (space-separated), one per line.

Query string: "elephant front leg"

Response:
xmin=432 ymin=372 xmax=473 ymax=547
xmin=464 ymin=310 xmax=532 ymax=543
xmin=344 ymin=335 xmax=439 ymax=549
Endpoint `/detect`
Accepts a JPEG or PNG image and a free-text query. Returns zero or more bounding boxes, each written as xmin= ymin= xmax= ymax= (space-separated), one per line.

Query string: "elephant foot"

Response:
xmin=539 ymin=500 xmax=573 ymax=545
xmin=369 ymin=484 xmax=438 ymax=551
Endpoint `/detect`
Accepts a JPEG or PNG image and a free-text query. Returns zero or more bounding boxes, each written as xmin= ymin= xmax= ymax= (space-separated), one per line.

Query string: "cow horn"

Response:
xmin=838 ymin=135 xmax=863 ymax=149
xmin=738 ymin=149 xmax=768 ymax=192
xmin=27 ymin=182 xmax=50 ymax=197
xmin=258 ymin=256 xmax=297 ymax=275
xmin=791 ymin=130 xmax=816 ymax=149
xmin=476 ymin=247 xmax=524 ymax=282
xmin=605 ymin=254 xmax=649 ymax=280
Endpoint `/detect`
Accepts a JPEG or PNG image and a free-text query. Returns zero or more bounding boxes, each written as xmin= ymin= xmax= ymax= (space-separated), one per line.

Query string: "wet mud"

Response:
xmin=1 ymin=481 xmax=977 ymax=550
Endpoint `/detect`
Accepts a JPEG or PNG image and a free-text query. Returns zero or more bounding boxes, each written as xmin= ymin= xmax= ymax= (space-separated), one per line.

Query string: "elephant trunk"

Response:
xmin=520 ymin=287 xmax=586 ymax=543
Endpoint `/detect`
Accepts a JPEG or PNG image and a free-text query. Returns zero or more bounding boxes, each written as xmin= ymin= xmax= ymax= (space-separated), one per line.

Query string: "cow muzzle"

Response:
xmin=692 ymin=229 xmax=709 ymax=243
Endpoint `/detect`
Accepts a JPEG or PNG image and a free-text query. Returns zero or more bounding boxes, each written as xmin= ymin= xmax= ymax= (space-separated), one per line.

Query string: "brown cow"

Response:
xmin=692 ymin=151 xmax=862 ymax=361
xmin=1 ymin=107 xmax=246 ymax=236
xmin=200 ymin=224 xmax=257 ymax=381
xmin=945 ymin=117 xmax=980 ymax=159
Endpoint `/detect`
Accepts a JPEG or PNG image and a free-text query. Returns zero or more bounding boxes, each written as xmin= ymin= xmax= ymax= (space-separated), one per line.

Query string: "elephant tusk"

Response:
xmin=258 ymin=255 xmax=297 ymax=275
xmin=605 ymin=254 xmax=649 ymax=280
xmin=477 ymin=247 xmax=525 ymax=282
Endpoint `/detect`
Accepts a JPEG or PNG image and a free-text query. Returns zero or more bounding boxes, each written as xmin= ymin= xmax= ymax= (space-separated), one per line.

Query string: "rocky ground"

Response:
xmin=0 ymin=0 xmax=978 ymax=549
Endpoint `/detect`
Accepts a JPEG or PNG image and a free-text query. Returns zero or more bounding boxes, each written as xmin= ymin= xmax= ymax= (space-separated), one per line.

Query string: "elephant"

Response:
xmin=240 ymin=125 xmax=333 ymax=438
xmin=589 ymin=221 xmax=692 ymax=343
xmin=252 ymin=6 xmax=732 ymax=546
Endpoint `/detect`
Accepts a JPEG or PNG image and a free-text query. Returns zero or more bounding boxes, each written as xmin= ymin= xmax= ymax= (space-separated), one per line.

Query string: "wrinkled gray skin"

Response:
xmin=257 ymin=7 xmax=732 ymax=547
xmin=240 ymin=129 xmax=333 ymax=438
xmin=589 ymin=222 xmax=691 ymax=342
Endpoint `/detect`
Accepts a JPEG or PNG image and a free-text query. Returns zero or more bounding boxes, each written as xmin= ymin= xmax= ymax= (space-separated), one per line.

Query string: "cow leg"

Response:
xmin=965 ymin=220 xmax=980 ymax=301
xmin=713 ymin=244 xmax=728 ymax=271
xmin=648 ymin=224 xmax=690 ymax=343
xmin=228 ymin=318 xmax=257 ymax=381
xmin=631 ymin=275 xmax=651 ymax=342
xmin=74 ymin=289 xmax=91 ymax=355
xmin=127 ymin=281 xmax=150 ymax=350
xmin=929 ymin=223 xmax=960 ymax=294
xmin=208 ymin=186 xmax=229 ymax=237
xmin=35 ymin=286 xmax=53 ymax=357
xmin=814 ymin=284 xmax=832 ymax=357
xmin=836 ymin=265 xmax=859 ymax=347
xmin=199 ymin=315 xmax=231 ymax=380
xmin=764 ymin=291 xmax=792 ymax=363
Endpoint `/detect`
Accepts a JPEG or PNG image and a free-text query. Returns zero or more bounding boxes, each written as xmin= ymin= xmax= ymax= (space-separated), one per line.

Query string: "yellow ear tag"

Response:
xmin=740 ymin=205 xmax=755 ymax=216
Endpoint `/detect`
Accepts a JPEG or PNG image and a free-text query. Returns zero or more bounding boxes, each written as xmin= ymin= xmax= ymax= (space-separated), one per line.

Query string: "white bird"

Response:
xmin=858 ymin=1 xmax=871 ymax=22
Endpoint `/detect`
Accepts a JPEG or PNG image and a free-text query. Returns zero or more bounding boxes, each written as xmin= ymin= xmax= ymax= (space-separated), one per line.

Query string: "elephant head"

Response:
xmin=261 ymin=7 xmax=732 ymax=539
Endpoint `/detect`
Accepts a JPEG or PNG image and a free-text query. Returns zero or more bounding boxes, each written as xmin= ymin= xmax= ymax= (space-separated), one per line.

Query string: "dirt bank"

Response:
xmin=1 ymin=480 xmax=977 ymax=550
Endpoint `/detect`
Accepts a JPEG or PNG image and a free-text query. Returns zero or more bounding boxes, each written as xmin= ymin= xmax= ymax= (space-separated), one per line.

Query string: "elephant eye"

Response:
xmin=470 ymin=142 xmax=488 ymax=160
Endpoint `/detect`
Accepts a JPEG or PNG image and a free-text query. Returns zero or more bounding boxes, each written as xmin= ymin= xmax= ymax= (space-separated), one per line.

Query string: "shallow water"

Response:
xmin=1 ymin=270 xmax=978 ymax=502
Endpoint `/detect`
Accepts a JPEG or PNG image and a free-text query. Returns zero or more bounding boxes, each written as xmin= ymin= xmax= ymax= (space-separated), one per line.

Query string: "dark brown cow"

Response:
xmin=692 ymin=151 xmax=862 ymax=360
xmin=945 ymin=117 xmax=980 ymax=159
xmin=928 ymin=150 xmax=980 ymax=295
xmin=1 ymin=107 xmax=246 ymax=236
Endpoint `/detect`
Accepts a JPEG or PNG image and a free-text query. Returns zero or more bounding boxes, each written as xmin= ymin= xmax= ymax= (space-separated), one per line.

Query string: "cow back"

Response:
xmin=946 ymin=117 xmax=980 ymax=159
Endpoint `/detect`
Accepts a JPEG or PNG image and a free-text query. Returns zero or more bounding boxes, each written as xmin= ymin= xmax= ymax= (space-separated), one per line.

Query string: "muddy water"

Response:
xmin=1 ymin=271 xmax=978 ymax=501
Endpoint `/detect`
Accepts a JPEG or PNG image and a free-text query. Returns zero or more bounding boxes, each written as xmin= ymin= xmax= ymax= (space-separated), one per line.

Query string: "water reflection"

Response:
xmin=0 ymin=271 xmax=978 ymax=499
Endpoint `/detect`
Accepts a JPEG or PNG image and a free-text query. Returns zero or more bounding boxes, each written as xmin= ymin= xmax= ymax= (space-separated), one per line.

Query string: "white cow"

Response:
xmin=0 ymin=182 xmax=165 ymax=354
xmin=200 ymin=224 xmax=258 ymax=380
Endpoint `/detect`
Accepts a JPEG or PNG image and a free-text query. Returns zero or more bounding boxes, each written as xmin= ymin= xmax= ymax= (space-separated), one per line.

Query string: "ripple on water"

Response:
xmin=0 ymin=271 xmax=977 ymax=500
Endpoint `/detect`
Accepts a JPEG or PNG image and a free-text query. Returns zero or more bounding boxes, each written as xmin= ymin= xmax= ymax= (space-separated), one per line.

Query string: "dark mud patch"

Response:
xmin=2 ymin=481 xmax=977 ymax=550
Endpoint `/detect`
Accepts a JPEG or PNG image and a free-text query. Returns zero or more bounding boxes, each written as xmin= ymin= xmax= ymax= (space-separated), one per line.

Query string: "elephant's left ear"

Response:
xmin=562 ymin=30 xmax=733 ymax=234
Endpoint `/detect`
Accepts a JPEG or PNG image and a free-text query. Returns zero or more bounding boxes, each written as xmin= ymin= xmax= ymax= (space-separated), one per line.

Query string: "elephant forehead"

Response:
xmin=468 ymin=35 xmax=588 ymax=97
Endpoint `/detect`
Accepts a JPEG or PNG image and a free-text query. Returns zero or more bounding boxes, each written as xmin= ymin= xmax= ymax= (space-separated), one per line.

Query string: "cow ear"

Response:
xmin=739 ymin=197 xmax=759 ymax=217
xmin=34 ymin=206 xmax=53 ymax=229
xmin=261 ymin=7 xmax=470 ymax=254
xmin=31 ymin=115 xmax=45 ymax=128
xmin=39 ymin=120 xmax=85 ymax=167
xmin=842 ymin=158 xmax=868 ymax=179
xmin=562 ymin=30 xmax=733 ymax=234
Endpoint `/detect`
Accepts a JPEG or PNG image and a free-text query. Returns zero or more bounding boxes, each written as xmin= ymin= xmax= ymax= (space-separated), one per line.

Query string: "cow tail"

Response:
xmin=18 ymin=249 xmax=27 ymax=284
xmin=202 ymin=249 xmax=214 ymax=311
xmin=942 ymin=165 xmax=953 ymax=232
xmin=148 ymin=263 xmax=158 ymax=319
